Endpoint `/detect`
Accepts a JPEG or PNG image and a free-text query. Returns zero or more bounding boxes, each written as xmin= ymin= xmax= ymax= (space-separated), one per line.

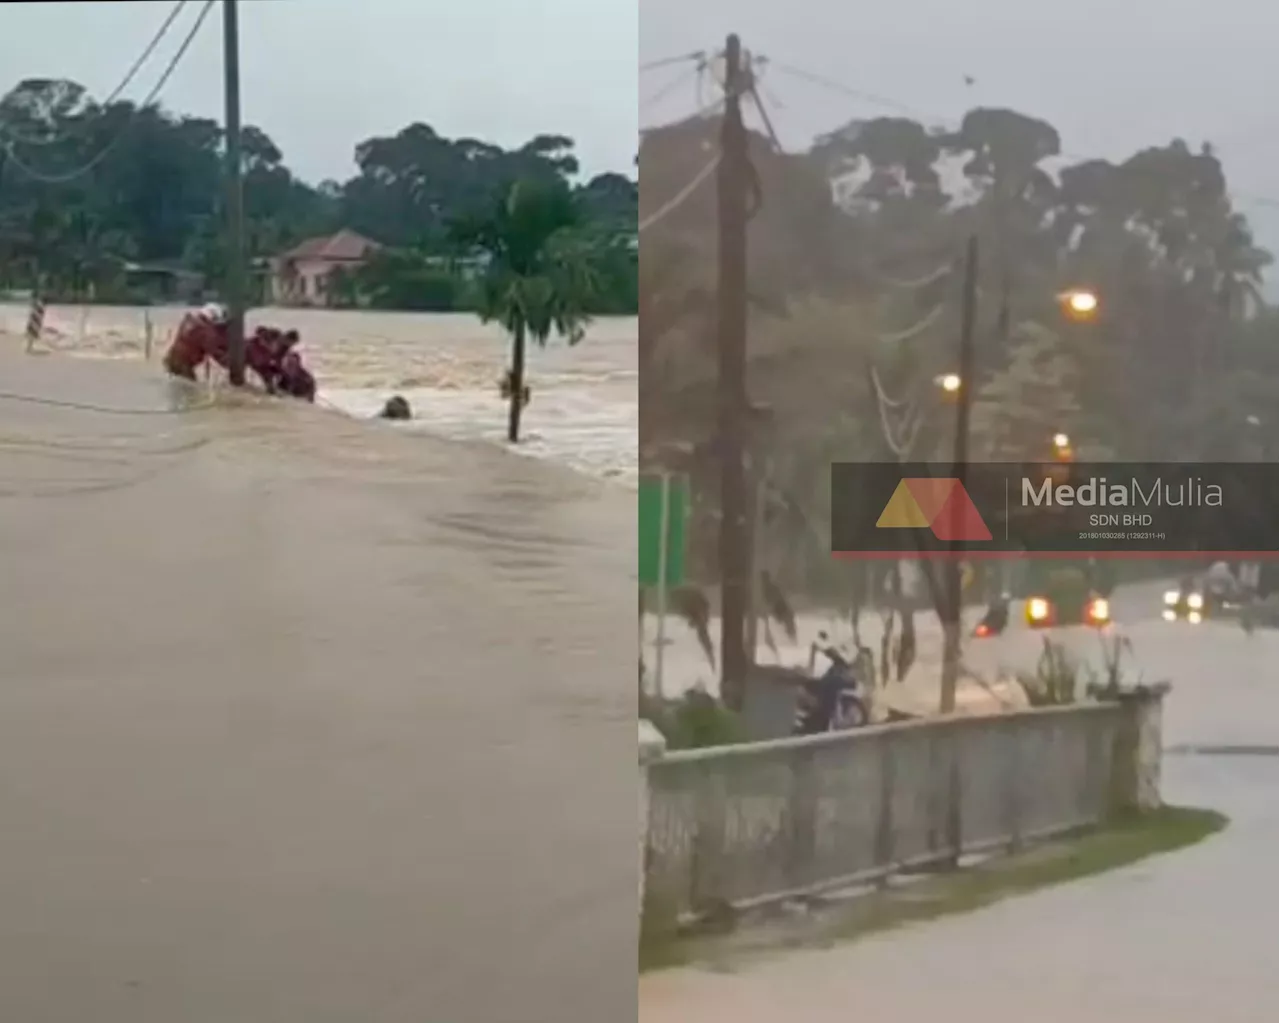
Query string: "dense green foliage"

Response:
xmin=449 ymin=177 xmax=603 ymax=442
xmin=640 ymin=107 xmax=1277 ymax=596
xmin=0 ymin=77 xmax=637 ymax=312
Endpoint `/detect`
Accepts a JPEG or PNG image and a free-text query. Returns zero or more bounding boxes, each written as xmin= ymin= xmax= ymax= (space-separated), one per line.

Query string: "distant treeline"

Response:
xmin=0 ymin=77 xmax=637 ymax=313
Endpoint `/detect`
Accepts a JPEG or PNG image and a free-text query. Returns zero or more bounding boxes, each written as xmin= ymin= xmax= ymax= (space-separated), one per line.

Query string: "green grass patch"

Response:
xmin=640 ymin=805 xmax=1226 ymax=974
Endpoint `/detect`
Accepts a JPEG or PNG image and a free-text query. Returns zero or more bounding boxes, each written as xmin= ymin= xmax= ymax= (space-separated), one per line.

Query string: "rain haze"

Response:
xmin=641 ymin=0 xmax=1279 ymax=280
xmin=1 ymin=2 xmax=641 ymax=1021
xmin=0 ymin=0 xmax=639 ymax=181
xmin=637 ymin=2 xmax=1277 ymax=1020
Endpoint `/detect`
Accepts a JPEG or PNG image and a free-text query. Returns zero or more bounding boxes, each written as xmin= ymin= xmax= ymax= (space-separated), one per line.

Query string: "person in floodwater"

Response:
xmin=277 ymin=350 xmax=316 ymax=402
xmin=244 ymin=326 xmax=304 ymax=393
xmin=245 ymin=325 xmax=282 ymax=390
xmin=163 ymin=303 xmax=227 ymax=380
xmin=379 ymin=395 xmax=412 ymax=420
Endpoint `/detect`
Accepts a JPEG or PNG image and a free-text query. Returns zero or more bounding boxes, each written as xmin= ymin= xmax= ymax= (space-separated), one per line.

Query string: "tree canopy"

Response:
xmin=0 ymin=76 xmax=637 ymax=311
xmin=640 ymin=105 xmax=1277 ymax=594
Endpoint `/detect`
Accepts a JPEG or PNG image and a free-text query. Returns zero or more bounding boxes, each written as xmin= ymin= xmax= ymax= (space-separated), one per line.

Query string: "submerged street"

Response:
xmin=0 ymin=353 xmax=637 ymax=1022
xmin=641 ymin=600 xmax=1278 ymax=1022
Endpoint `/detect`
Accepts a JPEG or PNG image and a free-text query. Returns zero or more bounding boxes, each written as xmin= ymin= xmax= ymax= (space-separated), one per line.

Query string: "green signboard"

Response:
xmin=638 ymin=473 xmax=687 ymax=588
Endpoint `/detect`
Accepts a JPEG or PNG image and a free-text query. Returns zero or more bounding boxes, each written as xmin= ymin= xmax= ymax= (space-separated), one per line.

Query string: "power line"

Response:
xmin=640 ymin=89 xmax=726 ymax=135
xmin=874 ymin=262 xmax=956 ymax=291
xmin=641 ymin=51 xmax=706 ymax=73
xmin=640 ymin=95 xmax=725 ymax=135
xmin=638 ymin=153 xmax=720 ymax=233
xmin=1 ymin=0 xmax=214 ymax=186
xmin=760 ymin=56 xmax=1280 ymax=212
xmin=643 ymin=63 xmax=703 ymax=109
xmin=877 ymin=303 xmax=945 ymax=344
xmin=763 ymin=59 xmax=924 ymax=121
xmin=0 ymin=0 xmax=191 ymax=148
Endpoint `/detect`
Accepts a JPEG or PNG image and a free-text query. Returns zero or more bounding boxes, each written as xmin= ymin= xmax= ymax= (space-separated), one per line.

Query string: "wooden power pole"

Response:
xmin=716 ymin=34 xmax=751 ymax=710
xmin=222 ymin=0 xmax=247 ymax=386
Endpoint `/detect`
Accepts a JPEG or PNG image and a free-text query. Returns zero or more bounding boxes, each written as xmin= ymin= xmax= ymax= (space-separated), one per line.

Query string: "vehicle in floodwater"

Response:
xmin=792 ymin=633 xmax=872 ymax=734
xmin=973 ymin=595 xmax=1011 ymax=638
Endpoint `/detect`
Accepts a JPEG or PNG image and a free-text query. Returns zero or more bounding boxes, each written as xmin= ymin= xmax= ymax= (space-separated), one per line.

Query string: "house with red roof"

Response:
xmin=269 ymin=229 xmax=381 ymax=307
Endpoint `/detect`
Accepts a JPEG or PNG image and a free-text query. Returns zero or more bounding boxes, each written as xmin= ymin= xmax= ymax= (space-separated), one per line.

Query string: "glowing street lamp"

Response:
xmin=1053 ymin=432 xmax=1071 ymax=450
xmin=936 ymin=372 xmax=962 ymax=393
xmin=1059 ymin=289 xmax=1099 ymax=321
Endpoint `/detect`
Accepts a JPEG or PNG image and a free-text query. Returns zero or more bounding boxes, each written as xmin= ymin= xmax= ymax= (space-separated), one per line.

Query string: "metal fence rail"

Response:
xmin=645 ymin=703 xmax=1124 ymax=918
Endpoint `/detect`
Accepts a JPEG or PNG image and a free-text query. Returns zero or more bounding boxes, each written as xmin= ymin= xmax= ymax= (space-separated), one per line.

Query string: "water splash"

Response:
xmin=2 ymin=303 xmax=638 ymax=485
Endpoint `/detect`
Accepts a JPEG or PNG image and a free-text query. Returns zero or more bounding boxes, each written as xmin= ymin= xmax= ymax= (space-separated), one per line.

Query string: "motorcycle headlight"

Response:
xmin=1163 ymin=590 xmax=1179 ymax=606
xmin=1027 ymin=597 xmax=1050 ymax=621
xmin=1089 ymin=598 xmax=1110 ymax=621
xmin=1187 ymin=593 xmax=1204 ymax=610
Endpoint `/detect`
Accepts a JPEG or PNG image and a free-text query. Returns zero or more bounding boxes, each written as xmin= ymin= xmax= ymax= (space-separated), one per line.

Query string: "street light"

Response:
xmin=936 ymin=372 xmax=962 ymax=393
xmin=1059 ymin=288 xmax=1099 ymax=321
xmin=1053 ymin=432 xmax=1070 ymax=450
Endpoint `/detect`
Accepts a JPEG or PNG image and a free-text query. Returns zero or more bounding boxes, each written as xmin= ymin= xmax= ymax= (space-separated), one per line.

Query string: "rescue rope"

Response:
xmin=0 ymin=389 xmax=218 ymax=416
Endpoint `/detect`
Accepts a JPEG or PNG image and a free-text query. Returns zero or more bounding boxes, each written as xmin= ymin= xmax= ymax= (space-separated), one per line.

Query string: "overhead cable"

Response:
xmin=1 ymin=0 xmax=214 ymax=185
xmin=0 ymin=0 xmax=191 ymax=148
xmin=638 ymin=154 xmax=720 ymax=233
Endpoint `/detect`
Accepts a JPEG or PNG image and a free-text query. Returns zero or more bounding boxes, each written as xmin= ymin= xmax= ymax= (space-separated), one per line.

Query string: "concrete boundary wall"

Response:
xmin=641 ymin=687 xmax=1167 ymax=920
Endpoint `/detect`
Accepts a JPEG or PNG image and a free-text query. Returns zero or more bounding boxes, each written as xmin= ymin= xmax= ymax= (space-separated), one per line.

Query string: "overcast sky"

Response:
xmin=642 ymin=0 xmax=1278 ymax=259
xmin=0 ymin=0 xmax=638 ymax=183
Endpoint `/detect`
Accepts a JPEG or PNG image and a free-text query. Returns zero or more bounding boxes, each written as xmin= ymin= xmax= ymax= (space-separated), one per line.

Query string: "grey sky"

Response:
xmin=642 ymin=0 xmax=1278 ymax=259
xmin=1 ymin=0 xmax=638 ymax=183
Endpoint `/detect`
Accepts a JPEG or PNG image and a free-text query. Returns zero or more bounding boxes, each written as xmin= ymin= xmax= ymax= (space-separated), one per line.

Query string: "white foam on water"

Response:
xmin=320 ymin=382 xmax=637 ymax=487
xmin=1 ymin=303 xmax=638 ymax=485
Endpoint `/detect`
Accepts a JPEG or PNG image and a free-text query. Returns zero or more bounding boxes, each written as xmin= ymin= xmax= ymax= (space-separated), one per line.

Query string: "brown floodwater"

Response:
xmin=640 ymin=610 xmax=1279 ymax=1022
xmin=0 ymin=351 xmax=637 ymax=1022
xmin=0 ymin=303 xmax=639 ymax=485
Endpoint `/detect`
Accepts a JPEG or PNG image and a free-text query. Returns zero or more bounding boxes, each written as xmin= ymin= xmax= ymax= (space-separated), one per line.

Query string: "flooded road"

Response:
xmin=0 ymin=352 xmax=636 ymax=1022
xmin=1 ymin=303 xmax=639 ymax=485
xmin=641 ymin=601 xmax=1278 ymax=1022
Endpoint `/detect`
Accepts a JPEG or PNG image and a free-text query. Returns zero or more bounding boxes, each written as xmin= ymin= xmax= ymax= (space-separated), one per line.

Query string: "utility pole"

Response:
xmin=222 ymin=0 xmax=247 ymax=386
xmin=716 ymin=34 xmax=751 ymax=711
xmin=939 ymin=235 xmax=979 ymax=714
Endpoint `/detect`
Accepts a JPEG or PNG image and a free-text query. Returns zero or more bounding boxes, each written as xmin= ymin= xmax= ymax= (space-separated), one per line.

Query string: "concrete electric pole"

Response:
xmin=222 ymin=0 xmax=247 ymax=385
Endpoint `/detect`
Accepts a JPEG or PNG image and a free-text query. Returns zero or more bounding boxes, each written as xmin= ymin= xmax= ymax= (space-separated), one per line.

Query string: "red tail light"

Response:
xmin=975 ymin=623 xmax=990 ymax=637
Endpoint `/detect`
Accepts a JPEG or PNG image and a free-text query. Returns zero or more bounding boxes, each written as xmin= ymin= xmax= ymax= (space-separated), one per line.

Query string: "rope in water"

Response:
xmin=0 ymin=389 xmax=217 ymax=416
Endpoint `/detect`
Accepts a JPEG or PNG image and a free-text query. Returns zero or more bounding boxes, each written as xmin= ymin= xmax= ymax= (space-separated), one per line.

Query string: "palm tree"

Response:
xmin=449 ymin=178 xmax=597 ymax=442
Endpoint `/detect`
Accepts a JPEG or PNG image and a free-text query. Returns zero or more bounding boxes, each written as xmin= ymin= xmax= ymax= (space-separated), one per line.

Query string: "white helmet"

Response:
xmin=199 ymin=302 xmax=228 ymax=325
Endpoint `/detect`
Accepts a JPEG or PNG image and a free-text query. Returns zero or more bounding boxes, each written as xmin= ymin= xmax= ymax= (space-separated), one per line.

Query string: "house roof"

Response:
xmin=279 ymin=229 xmax=381 ymax=262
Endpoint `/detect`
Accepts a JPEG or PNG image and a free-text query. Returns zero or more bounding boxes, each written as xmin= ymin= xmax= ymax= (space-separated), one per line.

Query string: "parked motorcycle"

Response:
xmin=791 ymin=633 xmax=871 ymax=735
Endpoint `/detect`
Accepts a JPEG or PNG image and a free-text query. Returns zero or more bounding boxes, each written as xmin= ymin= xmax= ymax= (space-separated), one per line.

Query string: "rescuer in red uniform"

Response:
xmin=163 ymin=303 xmax=228 ymax=380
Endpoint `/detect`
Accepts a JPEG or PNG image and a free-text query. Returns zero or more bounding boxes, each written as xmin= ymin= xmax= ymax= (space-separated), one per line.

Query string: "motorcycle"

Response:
xmin=791 ymin=634 xmax=871 ymax=735
xmin=973 ymin=596 xmax=1011 ymax=638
